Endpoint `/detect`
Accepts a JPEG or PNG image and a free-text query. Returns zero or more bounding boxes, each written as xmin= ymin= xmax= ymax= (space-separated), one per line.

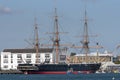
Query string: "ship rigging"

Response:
xmin=17 ymin=1 xmax=101 ymax=74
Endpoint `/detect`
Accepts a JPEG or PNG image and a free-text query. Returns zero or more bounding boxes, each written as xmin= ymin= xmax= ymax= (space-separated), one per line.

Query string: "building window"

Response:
xmin=3 ymin=59 xmax=8 ymax=63
xmin=26 ymin=54 xmax=31 ymax=58
xmin=4 ymin=65 xmax=8 ymax=68
xmin=11 ymin=65 xmax=13 ymax=68
xmin=90 ymin=57 xmax=92 ymax=60
xmin=45 ymin=54 xmax=50 ymax=58
xmin=11 ymin=59 xmax=13 ymax=63
xmin=38 ymin=54 xmax=40 ymax=58
xmin=17 ymin=60 xmax=22 ymax=63
xmin=26 ymin=59 xmax=31 ymax=63
xmin=17 ymin=54 xmax=21 ymax=58
xmin=36 ymin=59 xmax=40 ymax=63
xmin=3 ymin=55 xmax=8 ymax=58
xmin=11 ymin=54 xmax=13 ymax=58
xmin=83 ymin=57 xmax=85 ymax=61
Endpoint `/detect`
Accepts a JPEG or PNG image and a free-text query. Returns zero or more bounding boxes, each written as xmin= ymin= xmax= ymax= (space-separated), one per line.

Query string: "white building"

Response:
xmin=0 ymin=48 xmax=53 ymax=70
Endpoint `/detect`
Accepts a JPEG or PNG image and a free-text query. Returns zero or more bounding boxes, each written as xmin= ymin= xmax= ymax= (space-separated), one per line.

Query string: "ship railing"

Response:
xmin=17 ymin=64 xmax=38 ymax=71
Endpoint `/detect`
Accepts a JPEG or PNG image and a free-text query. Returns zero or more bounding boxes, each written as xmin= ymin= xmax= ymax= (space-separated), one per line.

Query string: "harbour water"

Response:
xmin=0 ymin=73 xmax=120 ymax=80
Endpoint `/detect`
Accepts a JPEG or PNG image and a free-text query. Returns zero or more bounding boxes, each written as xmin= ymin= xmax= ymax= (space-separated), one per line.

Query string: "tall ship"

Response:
xmin=17 ymin=8 xmax=101 ymax=74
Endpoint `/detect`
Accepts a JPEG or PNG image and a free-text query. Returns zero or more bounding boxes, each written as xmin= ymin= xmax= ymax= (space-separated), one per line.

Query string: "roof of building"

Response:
xmin=3 ymin=48 xmax=53 ymax=53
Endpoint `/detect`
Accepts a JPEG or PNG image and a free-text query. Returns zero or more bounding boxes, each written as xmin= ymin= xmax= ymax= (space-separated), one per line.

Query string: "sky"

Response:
xmin=0 ymin=0 xmax=120 ymax=55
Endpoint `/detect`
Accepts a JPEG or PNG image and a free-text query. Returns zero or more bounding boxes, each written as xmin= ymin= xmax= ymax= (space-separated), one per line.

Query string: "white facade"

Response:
xmin=0 ymin=49 xmax=53 ymax=70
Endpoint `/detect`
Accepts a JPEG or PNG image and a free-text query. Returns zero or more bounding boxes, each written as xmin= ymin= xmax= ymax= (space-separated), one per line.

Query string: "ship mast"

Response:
xmin=81 ymin=10 xmax=89 ymax=63
xmin=53 ymin=8 xmax=60 ymax=64
xmin=34 ymin=17 xmax=39 ymax=64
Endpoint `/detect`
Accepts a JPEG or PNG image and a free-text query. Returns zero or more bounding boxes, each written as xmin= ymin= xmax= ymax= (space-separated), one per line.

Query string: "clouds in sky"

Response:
xmin=0 ymin=5 xmax=12 ymax=14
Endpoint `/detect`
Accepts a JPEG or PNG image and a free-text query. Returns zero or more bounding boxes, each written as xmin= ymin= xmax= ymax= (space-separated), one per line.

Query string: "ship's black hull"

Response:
xmin=18 ymin=63 xmax=101 ymax=74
